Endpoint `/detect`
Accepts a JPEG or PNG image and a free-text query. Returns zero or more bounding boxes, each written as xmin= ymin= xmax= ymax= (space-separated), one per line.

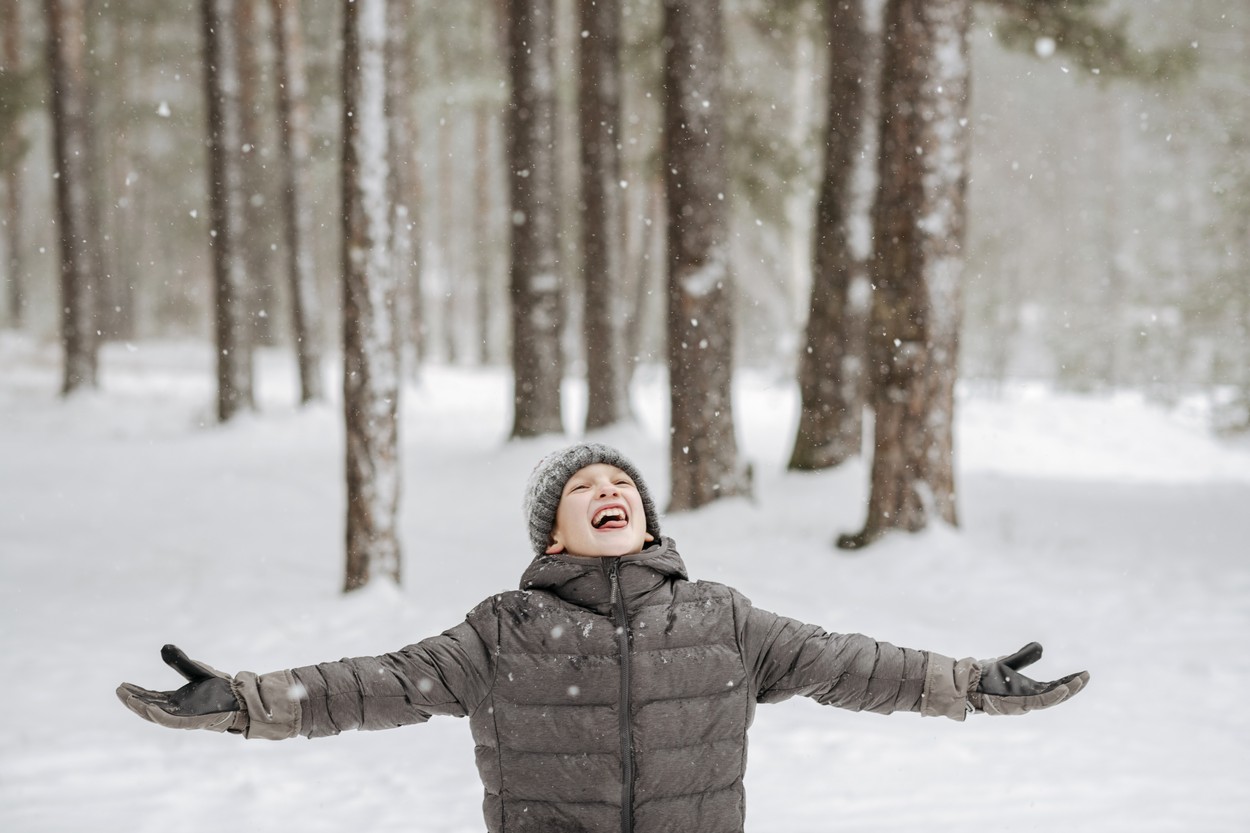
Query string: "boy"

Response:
xmin=118 ymin=443 xmax=1089 ymax=833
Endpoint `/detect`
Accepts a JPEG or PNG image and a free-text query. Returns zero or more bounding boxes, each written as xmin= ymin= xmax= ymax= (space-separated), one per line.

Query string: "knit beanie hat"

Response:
xmin=523 ymin=443 xmax=662 ymax=556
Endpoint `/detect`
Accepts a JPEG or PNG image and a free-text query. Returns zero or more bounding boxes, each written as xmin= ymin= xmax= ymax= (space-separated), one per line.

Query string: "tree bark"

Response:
xmin=385 ymin=0 xmax=420 ymax=374
xmin=622 ymin=173 xmax=665 ymax=389
xmin=236 ymin=0 xmax=278 ymax=346
xmin=435 ymin=84 xmax=458 ymax=364
xmin=341 ymin=0 xmax=401 ymax=591
xmin=579 ymin=0 xmax=629 ymax=430
xmin=270 ymin=0 xmax=324 ymax=402
xmin=46 ymin=0 xmax=100 ymax=392
xmin=506 ymin=0 xmax=564 ymax=437
xmin=91 ymin=10 xmax=136 ymax=342
xmin=839 ymin=0 xmax=970 ymax=549
xmin=662 ymin=0 xmax=746 ymax=511
xmin=1 ymin=0 xmax=23 ymax=328
xmin=1 ymin=156 xmax=18 ymax=329
xmin=473 ymin=103 xmax=494 ymax=365
xmin=789 ymin=0 xmax=871 ymax=471
xmin=202 ymin=0 xmax=255 ymax=420
xmin=476 ymin=0 xmax=507 ymax=366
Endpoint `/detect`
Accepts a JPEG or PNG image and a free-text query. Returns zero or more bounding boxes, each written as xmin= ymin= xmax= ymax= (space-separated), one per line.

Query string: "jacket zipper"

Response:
xmin=607 ymin=557 xmax=634 ymax=833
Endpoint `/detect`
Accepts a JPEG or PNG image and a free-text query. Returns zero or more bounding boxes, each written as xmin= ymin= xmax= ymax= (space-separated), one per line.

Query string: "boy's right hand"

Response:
xmin=116 ymin=644 xmax=245 ymax=732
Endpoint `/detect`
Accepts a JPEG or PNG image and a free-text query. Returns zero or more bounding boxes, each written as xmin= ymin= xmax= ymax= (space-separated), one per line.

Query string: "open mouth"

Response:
xmin=592 ymin=506 xmax=629 ymax=530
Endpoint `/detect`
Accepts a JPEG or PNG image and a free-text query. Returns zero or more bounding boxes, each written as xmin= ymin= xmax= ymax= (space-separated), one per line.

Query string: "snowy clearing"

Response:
xmin=2 ymin=335 xmax=1248 ymax=832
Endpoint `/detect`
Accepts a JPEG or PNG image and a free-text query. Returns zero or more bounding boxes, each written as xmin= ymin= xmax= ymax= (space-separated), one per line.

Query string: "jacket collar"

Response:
xmin=519 ymin=536 xmax=688 ymax=616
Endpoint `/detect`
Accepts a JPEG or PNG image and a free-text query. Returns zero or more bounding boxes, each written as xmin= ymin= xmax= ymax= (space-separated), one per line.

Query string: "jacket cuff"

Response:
xmin=231 ymin=669 xmax=303 ymax=740
xmin=919 ymin=652 xmax=979 ymax=721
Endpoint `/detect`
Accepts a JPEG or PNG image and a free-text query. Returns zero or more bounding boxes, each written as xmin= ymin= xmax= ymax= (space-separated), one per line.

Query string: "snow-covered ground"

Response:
xmin=2 ymin=334 xmax=1248 ymax=832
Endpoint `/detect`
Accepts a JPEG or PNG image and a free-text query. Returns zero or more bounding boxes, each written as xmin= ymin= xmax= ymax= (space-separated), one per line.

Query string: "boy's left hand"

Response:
xmin=972 ymin=642 xmax=1089 ymax=715
xmin=116 ymin=644 xmax=244 ymax=732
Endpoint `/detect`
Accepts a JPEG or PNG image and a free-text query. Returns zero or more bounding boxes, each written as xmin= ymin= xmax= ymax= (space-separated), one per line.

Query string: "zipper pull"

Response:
xmin=608 ymin=557 xmax=620 ymax=606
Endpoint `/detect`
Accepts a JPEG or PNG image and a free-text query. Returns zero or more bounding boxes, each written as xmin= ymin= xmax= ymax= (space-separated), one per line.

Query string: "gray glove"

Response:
xmin=971 ymin=642 xmax=1089 ymax=716
xmin=116 ymin=644 xmax=245 ymax=733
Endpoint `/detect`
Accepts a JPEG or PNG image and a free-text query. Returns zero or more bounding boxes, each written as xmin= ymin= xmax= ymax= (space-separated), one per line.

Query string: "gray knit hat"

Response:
xmin=523 ymin=443 xmax=661 ymax=556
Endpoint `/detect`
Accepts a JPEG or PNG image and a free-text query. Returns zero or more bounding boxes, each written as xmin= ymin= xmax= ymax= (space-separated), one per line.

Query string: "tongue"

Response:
xmin=597 ymin=518 xmax=628 ymax=530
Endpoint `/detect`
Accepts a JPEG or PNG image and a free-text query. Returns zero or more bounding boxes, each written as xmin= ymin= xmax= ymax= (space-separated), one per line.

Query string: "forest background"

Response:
xmin=2 ymin=1 xmax=1249 ymax=830
xmin=4 ymin=0 xmax=1246 ymax=586
xmin=2 ymin=0 xmax=1243 ymax=393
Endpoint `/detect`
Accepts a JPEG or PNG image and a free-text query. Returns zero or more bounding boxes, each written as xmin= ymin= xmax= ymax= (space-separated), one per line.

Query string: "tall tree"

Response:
xmin=789 ymin=0 xmax=874 ymax=471
xmin=235 ymin=0 xmax=278 ymax=346
xmin=341 ymin=0 xmax=401 ymax=591
xmin=270 ymin=0 xmax=323 ymax=402
xmin=46 ymin=0 xmax=102 ymax=393
xmin=473 ymin=0 xmax=506 ymax=365
xmin=472 ymin=101 xmax=494 ymax=364
xmin=385 ymin=0 xmax=421 ymax=374
xmin=662 ymin=0 xmax=747 ymax=511
xmin=838 ymin=0 xmax=971 ymax=548
xmin=87 ymin=9 xmax=135 ymax=343
xmin=506 ymin=0 xmax=564 ymax=437
xmin=432 ymin=40 xmax=458 ymax=364
xmin=1 ymin=0 xmax=25 ymax=328
xmin=579 ymin=0 xmax=629 ymax=430
xmin=202 ymin=0 xmax=255 ymax=420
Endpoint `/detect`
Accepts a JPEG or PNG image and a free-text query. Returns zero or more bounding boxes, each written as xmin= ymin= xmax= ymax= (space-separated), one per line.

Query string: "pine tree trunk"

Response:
xmin=579 ymin=0 xmax=629 ymax=430
xmin=623 ymin=173 xmax=664 ymax=388
xmin=1 ymin=0 xmax=22 ymax=328
xmin=341 ymin=0 xmax=401 ymax=592
xmin=662 ymin=0 xmax=746 ymax=511
xmin=435 ymin=95 xmax=458 ymax=364
xmin=270 ymin=0 xmax=324 ymax=402
xmin=236 ymin=0 xmax=277 ymax=346
xmin=840 ymin=0 xmax=970 ymax=549
xmin=1 ymin=160 xmax=18 ymax=328
xmin=202 ymin=0 xmax=255 ymax=420
xmin=46 ymin=0 xmax=100 ymax=393
xmin=385 ymin=0 xmax=419 ymax=373
xmin=473 ymin=103 xmax=494 ymax=365
xmin=789 ymin=0 xmax=870 ymax=471
xmin=506 ymin=0 xmax=564 ymax=437
xmin=96 ymin=11 xmax=141 ymax=342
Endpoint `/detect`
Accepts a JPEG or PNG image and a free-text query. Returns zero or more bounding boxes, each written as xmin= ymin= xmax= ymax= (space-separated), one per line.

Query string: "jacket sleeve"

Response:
xmin=731 ymin=589 xmax=973 ymax=721
xmin=232 ymin=603 xmax=498 ymax=741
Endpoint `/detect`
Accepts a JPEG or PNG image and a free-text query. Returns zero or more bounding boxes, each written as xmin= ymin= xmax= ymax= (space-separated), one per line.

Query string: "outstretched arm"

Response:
xmin=733 ymin=591 xmax=929 ymax=714
xmin=291 ymin=618 xmax=494 ymax=739
xmin=117 ymin=614 xmax=497 ymax=740
xmin=732 ymin=591 xmax=1088 ymax=721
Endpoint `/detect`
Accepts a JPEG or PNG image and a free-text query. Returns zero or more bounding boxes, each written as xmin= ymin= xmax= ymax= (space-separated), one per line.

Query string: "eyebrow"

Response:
xmin=563 ymin=469 xmax=632 ymax=493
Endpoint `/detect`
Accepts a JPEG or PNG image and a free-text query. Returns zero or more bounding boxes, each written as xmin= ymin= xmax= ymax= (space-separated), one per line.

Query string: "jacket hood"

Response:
xmin=518 ymin=536 xmax=688 ymax=616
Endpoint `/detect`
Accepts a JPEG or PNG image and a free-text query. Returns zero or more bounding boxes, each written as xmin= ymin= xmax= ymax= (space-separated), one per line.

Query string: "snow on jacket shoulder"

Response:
xmin=235 ymin=538 xmax=969 ymax=833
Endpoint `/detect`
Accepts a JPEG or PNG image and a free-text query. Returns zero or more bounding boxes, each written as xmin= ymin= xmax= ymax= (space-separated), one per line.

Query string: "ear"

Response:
xmin=545 ymin=530 xmax=565 ymax=555
xmin=644 ymin=532 xmax=655 ymax=542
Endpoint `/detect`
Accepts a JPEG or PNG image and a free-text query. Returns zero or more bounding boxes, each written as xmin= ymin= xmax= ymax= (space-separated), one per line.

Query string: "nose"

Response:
xmin=596 ymin=479 xmax=620 ymax=498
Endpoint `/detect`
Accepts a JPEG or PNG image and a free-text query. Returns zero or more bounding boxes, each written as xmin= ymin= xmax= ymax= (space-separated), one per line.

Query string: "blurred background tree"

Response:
xmin=4 ymin=0 xmax=1237 ymax=404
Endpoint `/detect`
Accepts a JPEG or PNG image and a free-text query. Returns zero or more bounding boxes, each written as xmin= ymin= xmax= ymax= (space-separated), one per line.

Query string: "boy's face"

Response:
xmin=546 ymin=463 xmax=654 ymax=557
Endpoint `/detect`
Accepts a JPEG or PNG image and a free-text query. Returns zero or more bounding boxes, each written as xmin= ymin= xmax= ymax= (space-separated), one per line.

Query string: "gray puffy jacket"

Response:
xmin=235 ymin=538 xmax=971 ymax=833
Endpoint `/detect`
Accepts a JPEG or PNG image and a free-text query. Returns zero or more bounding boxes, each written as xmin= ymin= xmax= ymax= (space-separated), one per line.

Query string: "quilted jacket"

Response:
xmin=234 ymin=538 xmax=971 ymax=833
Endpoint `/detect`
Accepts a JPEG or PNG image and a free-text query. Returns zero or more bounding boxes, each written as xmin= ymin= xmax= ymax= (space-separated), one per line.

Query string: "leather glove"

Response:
xmin=971 ymin=642 xmax=1089 ymax=716
xmin=116 ymin=644 xmax=246 ymax=733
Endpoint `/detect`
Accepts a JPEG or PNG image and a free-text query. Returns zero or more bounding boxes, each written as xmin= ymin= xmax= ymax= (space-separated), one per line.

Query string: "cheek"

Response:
xmin=554 ymin=499 xmax=584 ymax=532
